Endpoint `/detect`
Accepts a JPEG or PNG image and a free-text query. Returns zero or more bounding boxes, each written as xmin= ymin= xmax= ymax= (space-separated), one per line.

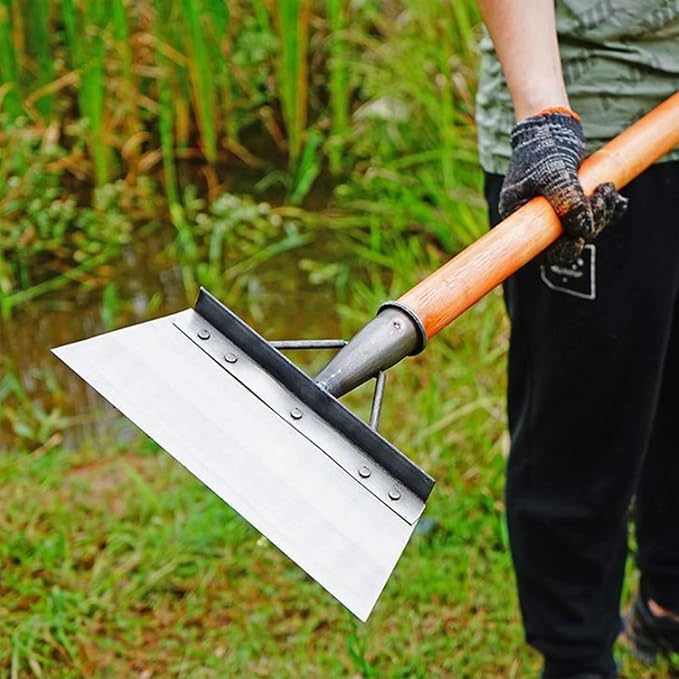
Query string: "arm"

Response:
xmin=477 ymin=0 xmax=627 ymax=265
xmin=478 ymin=0 xmax=570 ymax=119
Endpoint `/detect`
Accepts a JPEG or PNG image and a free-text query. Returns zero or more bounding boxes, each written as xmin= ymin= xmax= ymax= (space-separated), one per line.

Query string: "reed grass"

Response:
xmin=1 ymin=254 xmax=667 ymax=677
xmin=204 ymin=0 xmax=232 ymax=147
xmin=1 ymin=5 xmax=672 ymax=677
xmin=60 ymin=0 xmax=77 ymax=66
xmin=0 ymin=0 xmax=21 ymax=119
xmin=153 ymin=1 xmax=180 ymax=210
xmin=450 ymin=0 xmax=480 ymax=62
xmin=276 ymin=0 xmax=311 ymax=168
xmin=111 ymin=0 xmax=139 ymax=146
xmin=153 ymin=0 xmax=198 ymax=299
xmin=0 ymin=1 xmax=482 ymax=192
xmin=76 ymin=0 xmax=108 ymax=185
xmin=326 ymin=0 xmax=350 ymax=174
xmin=2 ymin=0 xmax=486 ymax=310
xmin=22 ymin=0 xmax=53 ymax=119
xmin=181 ymin=0 xmax=218 ymax=163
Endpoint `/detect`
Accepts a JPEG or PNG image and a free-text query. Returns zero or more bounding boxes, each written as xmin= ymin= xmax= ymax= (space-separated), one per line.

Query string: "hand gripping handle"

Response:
xmin=398 ymin=92 xmax=679 ymax=340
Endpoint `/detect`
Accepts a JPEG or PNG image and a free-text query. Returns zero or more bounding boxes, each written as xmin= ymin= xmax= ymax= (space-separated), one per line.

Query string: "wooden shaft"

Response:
xmin=399 ymin=91 xmax=679 ymax=340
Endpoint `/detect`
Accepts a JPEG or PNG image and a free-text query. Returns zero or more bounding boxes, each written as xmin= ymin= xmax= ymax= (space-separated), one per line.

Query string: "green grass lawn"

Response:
xmin=1 ymin=288 xmax=673 ymax=678
xmin=1 ymin=1 xmax=675 ymax=676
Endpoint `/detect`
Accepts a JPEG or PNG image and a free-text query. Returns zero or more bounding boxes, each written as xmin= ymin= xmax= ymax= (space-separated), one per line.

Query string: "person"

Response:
xmin=474 ymin=2 xmax=679 ymax=677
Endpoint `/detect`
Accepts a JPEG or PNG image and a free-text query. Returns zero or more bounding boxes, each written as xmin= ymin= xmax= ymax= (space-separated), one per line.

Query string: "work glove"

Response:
xmin=499 ymin=108 xmax=628 ymax=265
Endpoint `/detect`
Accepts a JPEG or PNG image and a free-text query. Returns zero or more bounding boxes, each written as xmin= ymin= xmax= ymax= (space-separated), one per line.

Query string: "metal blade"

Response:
xmin=53 ymin=310 xmax=422 ymax=621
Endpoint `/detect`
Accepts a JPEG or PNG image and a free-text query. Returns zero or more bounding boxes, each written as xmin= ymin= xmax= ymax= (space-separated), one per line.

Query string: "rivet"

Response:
xmin=197 ymin=328 xmax=211 ymax=340
xmin=224 ymin=352 xmax=238 ymax=364
xmin=388 ymin=488 xmax=402 ymax=501
xmin=392 ymin=320 xmax=402 ymax=330
xmin=290 ymin=407 xmax=303 ymax=420
xmin=358 ymin=466 xmax=371 ymax=479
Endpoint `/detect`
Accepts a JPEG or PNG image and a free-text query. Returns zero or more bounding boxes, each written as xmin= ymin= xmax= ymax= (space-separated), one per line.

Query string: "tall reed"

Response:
xmin=204 ymin=0 xmax=232 ymax=148
xmin=276 ymin=0 xmax=311 ymax=168
xmin=0 ymin=0 xmax=21 ymax=119
xmin=450 ymin=0 xmax=479 ymax=63
xmin=154 ymin=0 xmax=198 ymax=299
xmin=0 ymin=0 xmax=483 ymax=211
xmin=153 ymin=0 xmax=181 ymax=211
xmin=23 ymin=0 xmax=53 ymax=119
xmin=181 ymin=0 xmax=218 ymax=163
xmin=417 ymin=1 xmax=460 ymax=193
xmin=111 ymin=0 xmax=139 ymax=145
xmin=61 ymin=0 xmax=77 ymax=66
xmin=70 ymin=0 xmax=109 ymax=185
xmin=327 ymin=0 xmax=350 ymax=175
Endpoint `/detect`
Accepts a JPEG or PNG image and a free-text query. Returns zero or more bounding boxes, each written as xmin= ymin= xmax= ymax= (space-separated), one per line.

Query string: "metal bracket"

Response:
xmin=170 ymin=296 xmax=434 ymax=524
xmin=270 ymin=339 xmax=347 ymax=351
xmin=369 ymin=372 xmax=386 ymax=431
xmin=189 ymin=288 xmax=433 ymax=507
xmin=271 ymin=340 xmax=387 ymax=432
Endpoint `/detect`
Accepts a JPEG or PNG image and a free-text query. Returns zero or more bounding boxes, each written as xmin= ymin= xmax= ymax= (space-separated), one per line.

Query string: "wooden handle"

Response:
xmin=399 ymin=91 xmax=679 ymax=340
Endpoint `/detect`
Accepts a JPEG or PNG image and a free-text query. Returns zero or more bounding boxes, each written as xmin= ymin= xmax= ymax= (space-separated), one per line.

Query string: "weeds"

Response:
xmin=276 ymin=0 xmax=311 ymax=168
xmin=0 ymin=0 xmax=21 ymax=119
xmin=0 ymin=1 xmax=480 ymax=190
xmin=0 ymin=357 xmax=70 ymax=451
xmin=0 ymin=1 xmax=486 ymax=310
xmin=181 ymin=0 xmax=219 ymax=163
xmin=4 ymin=3 xmax=662 ymax=678
xmin=0 ymin=284 xmax=667 ymax=677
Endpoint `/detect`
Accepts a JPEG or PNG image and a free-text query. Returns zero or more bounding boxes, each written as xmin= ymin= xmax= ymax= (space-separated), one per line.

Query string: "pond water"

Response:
xmin=0 ymin=227 xmax=347 ymax=450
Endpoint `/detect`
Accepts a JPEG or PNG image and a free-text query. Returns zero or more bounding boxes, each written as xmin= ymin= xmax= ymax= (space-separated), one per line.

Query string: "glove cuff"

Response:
xmin=533 ymin=106 xmax=580 ymax=121
xmin=510 ymin=109 xmax=585 ymax=153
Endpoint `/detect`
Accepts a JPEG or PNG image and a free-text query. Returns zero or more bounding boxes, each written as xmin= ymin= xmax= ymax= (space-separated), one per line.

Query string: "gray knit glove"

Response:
xmin=499 ymin=109 xmax=628 ymax=265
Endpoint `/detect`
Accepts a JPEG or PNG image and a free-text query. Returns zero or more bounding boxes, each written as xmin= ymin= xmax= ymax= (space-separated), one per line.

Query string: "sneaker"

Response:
xmin=624 ymin=594 xmax=679 ymax=664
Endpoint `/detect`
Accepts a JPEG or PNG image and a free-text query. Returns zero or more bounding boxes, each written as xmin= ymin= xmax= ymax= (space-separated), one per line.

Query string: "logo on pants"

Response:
xmin=540 ymin=244 xmax=596 ymax=300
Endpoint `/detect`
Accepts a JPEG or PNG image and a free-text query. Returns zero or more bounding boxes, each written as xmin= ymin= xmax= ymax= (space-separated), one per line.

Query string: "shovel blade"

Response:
xmin=53 ymin=298 xmax=432 ymax=621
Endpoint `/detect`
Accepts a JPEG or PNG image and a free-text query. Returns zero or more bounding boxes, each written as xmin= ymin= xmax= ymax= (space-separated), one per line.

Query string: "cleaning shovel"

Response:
xmin=53 ymin=93 xmax=679 ymax=621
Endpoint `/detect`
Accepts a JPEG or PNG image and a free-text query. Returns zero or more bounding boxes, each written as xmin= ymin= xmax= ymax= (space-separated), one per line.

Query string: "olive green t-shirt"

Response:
xmin=476 ymin=0 xmax=679 ymax=174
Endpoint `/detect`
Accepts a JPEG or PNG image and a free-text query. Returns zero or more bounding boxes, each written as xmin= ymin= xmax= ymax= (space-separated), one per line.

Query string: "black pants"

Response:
xmin=484 ymin=162 xmax=679 ymax=678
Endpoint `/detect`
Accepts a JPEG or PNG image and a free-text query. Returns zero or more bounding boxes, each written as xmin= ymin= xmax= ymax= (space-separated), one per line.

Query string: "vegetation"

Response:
xmin=0 ymin=1 xmax=670 ymax=677
xmin=0 ymin=0 xmax=483 ymax=311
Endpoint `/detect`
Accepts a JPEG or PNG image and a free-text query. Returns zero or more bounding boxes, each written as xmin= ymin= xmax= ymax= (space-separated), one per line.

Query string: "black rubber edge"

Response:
xmin=194 ymin=287 xmax=435 ymax=503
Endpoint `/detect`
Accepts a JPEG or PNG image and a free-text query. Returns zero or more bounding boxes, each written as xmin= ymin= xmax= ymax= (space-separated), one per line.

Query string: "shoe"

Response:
xmin=624 ymin=593 xmax=679 ymax=664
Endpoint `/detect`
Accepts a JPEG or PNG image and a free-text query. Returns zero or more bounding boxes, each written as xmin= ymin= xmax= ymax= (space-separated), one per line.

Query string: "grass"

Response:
xmin=326 ymin=0 xmax=350 ymax=174
xmin=2 ymin=246 xmax=675 ymax=677
xmin=2 ymin=1 xmax=675 ymax=677
xmin=76 ymin=0 xmax=108 ymax=186
xmin=276 ymin=0 xmax=310 ymax=169
xmin=0 ymin=1 xmax=484 ymax=310
xmin=181 ymin=0 xmax=218 ymax=164
xmin=0 ymin=1 xmax=481 ymax=195
xmin=0 ymin=0 xmax=315 ymax=181
xmin=3 ymin=273 xmax=520 ymax=678
xmin=0 ymin=0 xmax=22 ymax=119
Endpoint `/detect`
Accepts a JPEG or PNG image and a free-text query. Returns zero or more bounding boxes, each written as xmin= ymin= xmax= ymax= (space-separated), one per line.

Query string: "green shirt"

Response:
xmin=476 ymin=0 xmax=679 ymax=174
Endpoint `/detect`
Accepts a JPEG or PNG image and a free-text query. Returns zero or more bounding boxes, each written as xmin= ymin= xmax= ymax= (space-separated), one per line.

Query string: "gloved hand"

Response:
xmin=499 ymin=108 xmax=629 ymax=265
